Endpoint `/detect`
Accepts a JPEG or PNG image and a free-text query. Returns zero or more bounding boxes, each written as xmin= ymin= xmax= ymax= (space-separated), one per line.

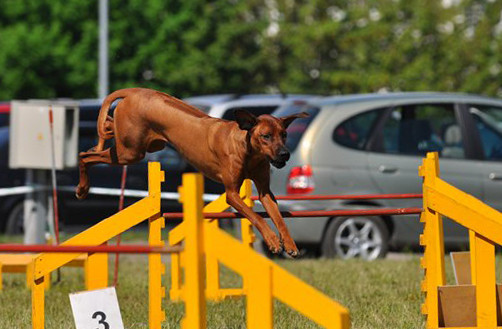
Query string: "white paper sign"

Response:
xmin=69 ymin=287 xmax=124 ymax=329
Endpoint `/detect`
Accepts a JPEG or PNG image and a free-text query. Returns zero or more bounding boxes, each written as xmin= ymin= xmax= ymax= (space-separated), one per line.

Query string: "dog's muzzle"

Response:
xmin=271 ymin=159 xmax=286 ymax=168
xmin=270 ymin=149 xmax=290 ymax=168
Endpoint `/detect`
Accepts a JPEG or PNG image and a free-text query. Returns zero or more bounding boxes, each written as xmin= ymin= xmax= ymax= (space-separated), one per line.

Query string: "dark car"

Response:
xmin=0 ymin=102 xmax=10 ymax=127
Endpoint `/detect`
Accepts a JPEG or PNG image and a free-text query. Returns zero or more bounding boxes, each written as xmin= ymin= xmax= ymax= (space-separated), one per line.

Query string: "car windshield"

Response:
xmin=469 ymin=106 xmax=502 ymax=160
xmin=470 ymin=107 xmax=502 ymax=134
xmin=274 ymin=103 xmax=319 ymax=152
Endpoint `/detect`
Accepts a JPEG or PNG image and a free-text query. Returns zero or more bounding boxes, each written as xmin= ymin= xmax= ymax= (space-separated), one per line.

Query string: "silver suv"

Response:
xmin=184 ymin=94 xmax=317 ymax=119
xmin=265 ymin=92 xmax=502 ymax=260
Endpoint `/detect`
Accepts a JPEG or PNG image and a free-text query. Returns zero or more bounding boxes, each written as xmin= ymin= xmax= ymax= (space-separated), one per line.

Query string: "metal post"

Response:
xmin=98 ymin=0 xmax=109 ymax=98
xmin=24 ymin=170 xmax=47 ymax=245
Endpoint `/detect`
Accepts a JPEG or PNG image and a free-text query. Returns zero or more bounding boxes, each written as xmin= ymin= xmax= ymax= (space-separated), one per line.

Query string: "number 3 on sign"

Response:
xmin=92 ymin=311 xmax=110 ymax=329
xmin=69 ymin=287 xmax=124 ymax=329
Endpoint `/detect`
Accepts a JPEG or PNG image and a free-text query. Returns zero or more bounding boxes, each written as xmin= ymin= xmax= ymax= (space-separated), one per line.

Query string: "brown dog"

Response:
xmin=76 ymin=88 xmax=308 ymax=256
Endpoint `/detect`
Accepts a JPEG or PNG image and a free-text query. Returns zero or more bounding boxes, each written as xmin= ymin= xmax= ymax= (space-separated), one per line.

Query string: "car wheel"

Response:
xmin=321 ymin=216 xmax=389 ymax=260
xmin=5 ymin=202 xmax=24 ymax=235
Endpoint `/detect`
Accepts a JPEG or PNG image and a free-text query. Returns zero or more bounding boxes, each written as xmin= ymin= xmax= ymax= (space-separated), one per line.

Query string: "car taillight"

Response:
xmin=287 ymin=165 xmax=314 ymax=194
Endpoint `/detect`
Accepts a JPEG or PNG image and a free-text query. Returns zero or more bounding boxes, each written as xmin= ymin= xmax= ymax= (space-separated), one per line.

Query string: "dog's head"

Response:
xmin=234 ymin=110 xmax=309 ymax=168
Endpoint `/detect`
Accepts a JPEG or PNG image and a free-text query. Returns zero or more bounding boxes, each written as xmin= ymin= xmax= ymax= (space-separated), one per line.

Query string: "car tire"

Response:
xmin=5 ymin=202 xmax=24 ymax=235
xmin=321 ymin=216 xmax=389 ymax=260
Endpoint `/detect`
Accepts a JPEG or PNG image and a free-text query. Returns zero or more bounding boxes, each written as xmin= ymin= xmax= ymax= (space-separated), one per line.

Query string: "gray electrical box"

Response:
xmin=9 ymin=100 xmax=79 ymax=170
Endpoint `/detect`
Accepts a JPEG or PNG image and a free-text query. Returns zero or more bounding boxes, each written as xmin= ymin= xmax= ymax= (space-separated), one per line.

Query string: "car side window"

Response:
xmin=380 ymin=104 xmax=464 ymax=158
xmin=333 ymin=109 xmax=380 ymax=150
xmin=469 ymin=105 xmax=502 ymax=161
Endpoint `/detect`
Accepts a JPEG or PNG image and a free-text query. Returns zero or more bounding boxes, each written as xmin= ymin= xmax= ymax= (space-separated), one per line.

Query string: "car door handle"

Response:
xmin=378 ymin=165 xmax=398 ymax=174
xmin=489 ymin=173 xmax=502 ymax=181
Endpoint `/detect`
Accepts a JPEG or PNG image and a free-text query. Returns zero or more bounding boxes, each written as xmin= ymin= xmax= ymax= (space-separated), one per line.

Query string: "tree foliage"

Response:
xmin=0 ymin=0 xmax=501 ymax=99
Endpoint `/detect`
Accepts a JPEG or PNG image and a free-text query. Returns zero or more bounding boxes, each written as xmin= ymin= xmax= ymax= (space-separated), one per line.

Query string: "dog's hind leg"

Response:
xmin=76 ymin=146 xmax=142 ymax=199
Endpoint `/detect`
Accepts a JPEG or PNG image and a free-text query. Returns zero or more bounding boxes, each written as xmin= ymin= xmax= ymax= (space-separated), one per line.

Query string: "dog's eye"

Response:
xmin=261 ymin=134 xmax=271 ymax=141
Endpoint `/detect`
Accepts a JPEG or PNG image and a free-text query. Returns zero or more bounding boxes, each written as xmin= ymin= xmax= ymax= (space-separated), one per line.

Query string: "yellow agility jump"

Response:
xmin=26 ymin=162 xmax=350 ymax=329
xmin=30 ymin=162 xmax=165 ymax=329
xmin=420 ymin=152 xmax=502 ymax=328
xmin=177 ymin=173 xmax=350 ymax=329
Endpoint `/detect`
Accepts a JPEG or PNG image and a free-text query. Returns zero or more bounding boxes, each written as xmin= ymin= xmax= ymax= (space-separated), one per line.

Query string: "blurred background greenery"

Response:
xmin=1 ymin=0 xmax=502 ymax=99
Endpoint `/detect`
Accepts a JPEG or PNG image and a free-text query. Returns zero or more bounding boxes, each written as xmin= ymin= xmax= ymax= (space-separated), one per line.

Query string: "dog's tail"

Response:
xmin=95 ymin=88 xmax=132 ymax=151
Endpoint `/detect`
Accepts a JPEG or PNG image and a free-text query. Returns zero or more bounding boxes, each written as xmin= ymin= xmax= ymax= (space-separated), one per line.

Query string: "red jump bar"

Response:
xmin=163 ymin=207 xmax=423 ymax=220
xmin=250 ymin=193 xmax=423 ymax=201
xmin=0 ymin=244 xmax=182 ymax=254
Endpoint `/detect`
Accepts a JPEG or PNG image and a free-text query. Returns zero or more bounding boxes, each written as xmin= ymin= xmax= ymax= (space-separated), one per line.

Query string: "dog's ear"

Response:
xmin=234 ymin=110 xmax=258 ymax=131
xmin=281 ymin=112 xmax=309 ymax=128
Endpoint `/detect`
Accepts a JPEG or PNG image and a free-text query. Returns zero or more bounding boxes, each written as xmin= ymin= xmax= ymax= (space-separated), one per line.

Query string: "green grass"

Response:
xmin=3 ymin=237 xmax=500 ymax=328
xmin=0 ymin=253 xmax=430 ymax=329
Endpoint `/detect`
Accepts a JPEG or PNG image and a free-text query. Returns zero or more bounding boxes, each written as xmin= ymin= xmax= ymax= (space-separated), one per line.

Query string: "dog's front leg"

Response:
xmin=226 ymin=189 xmax=282 ymax=254
xmin=255 ymin=184 xmax=299 ymax=257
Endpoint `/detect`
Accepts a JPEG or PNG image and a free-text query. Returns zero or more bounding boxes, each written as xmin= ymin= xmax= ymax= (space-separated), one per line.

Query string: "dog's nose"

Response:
xmin=278 ymin=149 xmax=290 ymax=161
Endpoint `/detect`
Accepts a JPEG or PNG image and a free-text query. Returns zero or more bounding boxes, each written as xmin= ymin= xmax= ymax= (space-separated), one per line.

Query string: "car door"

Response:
xmin=465 ymin=104 xmax=502 ymax=211
xmin=367 ymin=102 xmax=483 ymax=245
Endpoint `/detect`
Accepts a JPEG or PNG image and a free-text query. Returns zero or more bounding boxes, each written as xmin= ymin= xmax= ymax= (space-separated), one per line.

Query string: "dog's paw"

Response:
xmin=265 ymin=234 xmax=282 ymax=254
xmin=283 ymin=239 xmax=300 ymax=258
xmin=269 ymin=244 xmax=283 ymax=254
xmin=286 ymin=248 xmax=300 ymax=258
xmin=75 ymin=185 xmax=89 ymax=200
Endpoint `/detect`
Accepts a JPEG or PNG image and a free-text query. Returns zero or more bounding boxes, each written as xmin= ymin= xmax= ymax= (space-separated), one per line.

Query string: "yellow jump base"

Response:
xmin=0 ymin=254 xmax=88 ymax=291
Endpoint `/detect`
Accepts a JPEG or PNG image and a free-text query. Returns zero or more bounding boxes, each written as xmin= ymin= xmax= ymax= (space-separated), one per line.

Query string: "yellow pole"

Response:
xmin=473 ymin=233 xmax=497 ymax=327
xmin=239 ymin=179 xmax=256 ymax=303
xmin=0 ymin=263 xmax=2 ymax=290
xmin=147 ymin=162 xmax=165 ymax=328
xmin=205 ymin=218 xmax=220 ymax=300
xmin=31 ymin=275 xmax=45 ymax=329
xmin=246 ymin=263 xmax=273 ymax=329
xmin=149 ymin=215 xmax=166 ymax=328
xmin=181 ymin=173 xmax=206 ymax=329
xmin=420 ymin=152 xmax=445 ymax=328
xmin=169 ymin=243 xmax=182 ymax=301
xmin=468 ymin=229 xmax=477 ymax=285
xmin=241 ymin=179 xmax=256 ymax=248
xmin=85 ymin=251 xmax=108 ymax=290
xmin=169 ymin=245 xmax=183 ymax=300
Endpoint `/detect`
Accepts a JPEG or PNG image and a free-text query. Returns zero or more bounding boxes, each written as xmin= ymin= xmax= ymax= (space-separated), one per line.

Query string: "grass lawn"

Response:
xmin=1 ymin=233 xmax=499 ymax=329
xmin=1 ymin=253 xmax=427 ymax=329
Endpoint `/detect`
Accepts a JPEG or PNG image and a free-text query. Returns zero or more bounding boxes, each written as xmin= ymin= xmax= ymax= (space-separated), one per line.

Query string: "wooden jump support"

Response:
xmin=15 ymin=162 xmax=349 ymax=329
xmin=172 ymin=173 xmax=350 ymax=328
xmin=29 ymin=162 xmax=166 ymax=329
xmin=420 ymin=152 xmax=502 ymax=328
